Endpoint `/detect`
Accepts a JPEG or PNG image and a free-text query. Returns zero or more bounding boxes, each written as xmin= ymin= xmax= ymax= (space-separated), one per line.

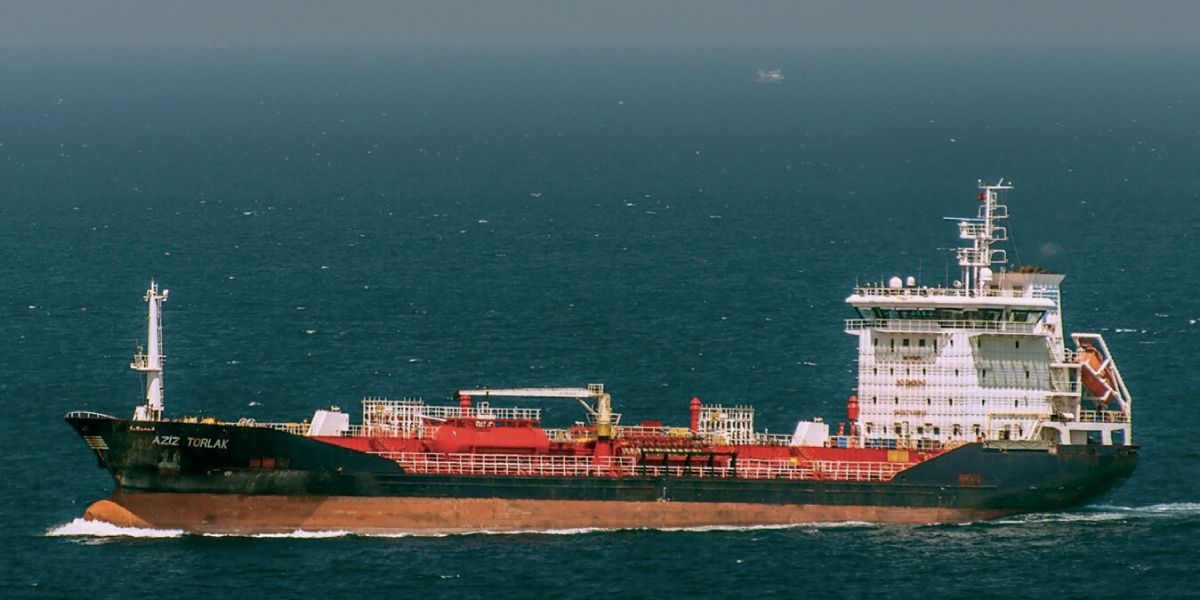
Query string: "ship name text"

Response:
xmin=153 ymin=435 xmax=229 ymax=449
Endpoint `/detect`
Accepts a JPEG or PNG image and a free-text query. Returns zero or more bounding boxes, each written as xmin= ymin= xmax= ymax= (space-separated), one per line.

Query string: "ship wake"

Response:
xmin=992 ymin=502 xmax=1200 ymax=525
xmin=47 ymin=518 xmax=185 ymax=538
xmin=45 ymin=520 xmax=877 ymax=539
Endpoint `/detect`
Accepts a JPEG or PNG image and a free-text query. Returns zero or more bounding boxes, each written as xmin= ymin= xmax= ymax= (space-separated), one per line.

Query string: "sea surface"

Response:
xmin=1 ymin=45 xmax=1198 ymax=598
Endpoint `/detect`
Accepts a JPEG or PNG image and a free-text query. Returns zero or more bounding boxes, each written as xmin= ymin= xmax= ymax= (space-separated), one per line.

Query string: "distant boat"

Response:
xmin=756 ymin=68 xmax=783 ymax=83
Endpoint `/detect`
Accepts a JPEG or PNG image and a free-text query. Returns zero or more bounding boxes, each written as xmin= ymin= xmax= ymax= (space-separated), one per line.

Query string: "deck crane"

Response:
xmin=455 ymin=384 xmax=616 ymax=439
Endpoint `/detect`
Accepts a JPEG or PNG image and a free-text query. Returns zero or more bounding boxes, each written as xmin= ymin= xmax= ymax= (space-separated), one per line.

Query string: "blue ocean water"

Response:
xmin=2 ymin=45 xmax=1198 ymax=597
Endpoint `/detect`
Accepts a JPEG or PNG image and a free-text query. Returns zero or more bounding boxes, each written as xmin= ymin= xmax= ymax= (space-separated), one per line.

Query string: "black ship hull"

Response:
xmin=66 ymin=414 xmax=1139 ymax=533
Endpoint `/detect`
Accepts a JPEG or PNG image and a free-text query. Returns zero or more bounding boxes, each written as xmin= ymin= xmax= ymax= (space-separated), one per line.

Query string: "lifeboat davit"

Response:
xmin=1077 ymin=343 xmax=1117 ymax=403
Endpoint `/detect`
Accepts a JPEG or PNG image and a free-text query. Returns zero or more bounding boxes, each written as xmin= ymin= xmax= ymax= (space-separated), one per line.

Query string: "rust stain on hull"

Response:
xmin=84 ymin=492 xmax=1017 ymax=534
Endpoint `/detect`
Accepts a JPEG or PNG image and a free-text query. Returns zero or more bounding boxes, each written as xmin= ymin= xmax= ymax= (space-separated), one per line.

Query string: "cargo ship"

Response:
xmin=66 ymin=181 xmax=1138 ymax=533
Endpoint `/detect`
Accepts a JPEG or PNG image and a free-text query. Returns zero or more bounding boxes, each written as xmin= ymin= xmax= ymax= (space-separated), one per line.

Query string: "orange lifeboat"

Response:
xmin=1077 ymin=343 xmax=1117 ymax=402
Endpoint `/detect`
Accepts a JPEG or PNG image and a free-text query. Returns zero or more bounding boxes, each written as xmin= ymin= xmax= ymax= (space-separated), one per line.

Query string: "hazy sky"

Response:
xmin=1 ymin=1 xmax=1197 ymax=47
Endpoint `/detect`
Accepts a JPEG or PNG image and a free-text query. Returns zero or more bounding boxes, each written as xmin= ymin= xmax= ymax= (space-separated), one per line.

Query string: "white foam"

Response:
xmin=204 ymin=529 xmax=354 ymax=539
xmin=1089 ymin=502 xmax=1200 ymax=515
xmin=47 ymin=518 xmax=184 ymax=538
xmin=992 ymin=502 xmax=1200 ymax=525
xmin=45 ymin=519 xmax=879 ymax=540
xmin=469 ymin=521 xmax=876 ymax=535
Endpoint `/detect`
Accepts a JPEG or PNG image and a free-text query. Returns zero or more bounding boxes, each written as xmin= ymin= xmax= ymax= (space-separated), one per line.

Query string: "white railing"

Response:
xmin=809 ymin=460 xmax=914 ymax=482
xmin=630 ymin=458 xmax=911 ymax=482
xmin=615 ymin=425 xmax=675 ymax=438
xmin=851 ymin=286 xmax=1028 ymax=300
xmin=845 ymin=318 xmax=1038 ymax=334
xmin=373 ymin=452 xmax=915 ymax=482
xmin=65 ymin=410 xmax=118 ymax=420
xmin=412 ymin=405 xmax=543 ymax=422
xmin=1078 ymin=410 xmax=1131 ymax=423
xmin=374 ymin=452 xmax=635 ymax=477
xmin=753 ymin=433 xmax=795 ymax=446
xmin=247 ymin=421 xmax=308 ymax=435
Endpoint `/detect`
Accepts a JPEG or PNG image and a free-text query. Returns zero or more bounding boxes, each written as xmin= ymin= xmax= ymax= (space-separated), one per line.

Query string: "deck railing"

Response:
xmin=809 ymin=460 xmax=913 ymax=482
xmin=371 ymin=451 xmax=915 ymax=482
xmin=64 ymin=410 xmax=118 ymax=420
xmin=373 ymin=452 xmax=636 ymax=477
xmin=851 ymin=286 xmax=1036 ymax=300
xmin=845 ymin=318 xmax=1038 ymax=334
xmin=1078 ymin=410 xmax=1131 ymax=423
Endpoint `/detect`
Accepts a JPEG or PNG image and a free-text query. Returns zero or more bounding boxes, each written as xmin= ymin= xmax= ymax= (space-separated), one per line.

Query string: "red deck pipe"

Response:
xmin=459 ymin=393 xmax=472 ymax=414
xmin=689 ymin=397 xmax=702 ymax=432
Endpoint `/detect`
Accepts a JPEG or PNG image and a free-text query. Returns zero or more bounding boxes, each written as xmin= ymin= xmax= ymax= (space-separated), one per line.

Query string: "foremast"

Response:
xmin=131 ymin=280 xmax=168 ymax=421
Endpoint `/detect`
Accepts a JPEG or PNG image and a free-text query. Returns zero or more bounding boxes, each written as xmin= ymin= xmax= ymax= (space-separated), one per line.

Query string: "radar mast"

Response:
xmin=955 ymin=179 xmax=1011 ymax=293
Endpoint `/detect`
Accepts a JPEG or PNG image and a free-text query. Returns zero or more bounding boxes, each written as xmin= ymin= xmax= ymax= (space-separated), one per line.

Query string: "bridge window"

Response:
xmin=1008 ymin=310 xmax=1045 ymax=323
xmin=952 ymin=424 xmax=962 ymax=436
xmin=918 ymin=338 xmax=927 ymax=347
xmin=1015 ymin=341 xmax=1021 ymax=349
xmin=903 ymin=338 xmax=911 ymax=347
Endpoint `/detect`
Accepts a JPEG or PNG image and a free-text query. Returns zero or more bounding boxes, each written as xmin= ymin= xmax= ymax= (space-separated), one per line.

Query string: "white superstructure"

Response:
xmin=845 ymin=181 xmax=1132 ymax=448
xmin=131 ymin=280 xmax=168 ymax=421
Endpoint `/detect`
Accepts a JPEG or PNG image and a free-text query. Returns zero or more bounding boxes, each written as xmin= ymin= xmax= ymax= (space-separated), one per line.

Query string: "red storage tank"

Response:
xmin=431 ymin=422 xmax=551 ymax=454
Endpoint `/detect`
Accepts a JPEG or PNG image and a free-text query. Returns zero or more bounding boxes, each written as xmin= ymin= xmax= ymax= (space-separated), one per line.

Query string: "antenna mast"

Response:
xmin=956 ymin=180 xmax=1011 ymax=293
xmin=132 ymin=280 xmax=169 ymax=421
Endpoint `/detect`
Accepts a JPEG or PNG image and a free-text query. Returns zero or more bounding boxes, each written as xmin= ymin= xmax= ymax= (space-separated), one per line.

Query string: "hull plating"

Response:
xmin=67 ymin=415 xmax=1138 ymax=531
